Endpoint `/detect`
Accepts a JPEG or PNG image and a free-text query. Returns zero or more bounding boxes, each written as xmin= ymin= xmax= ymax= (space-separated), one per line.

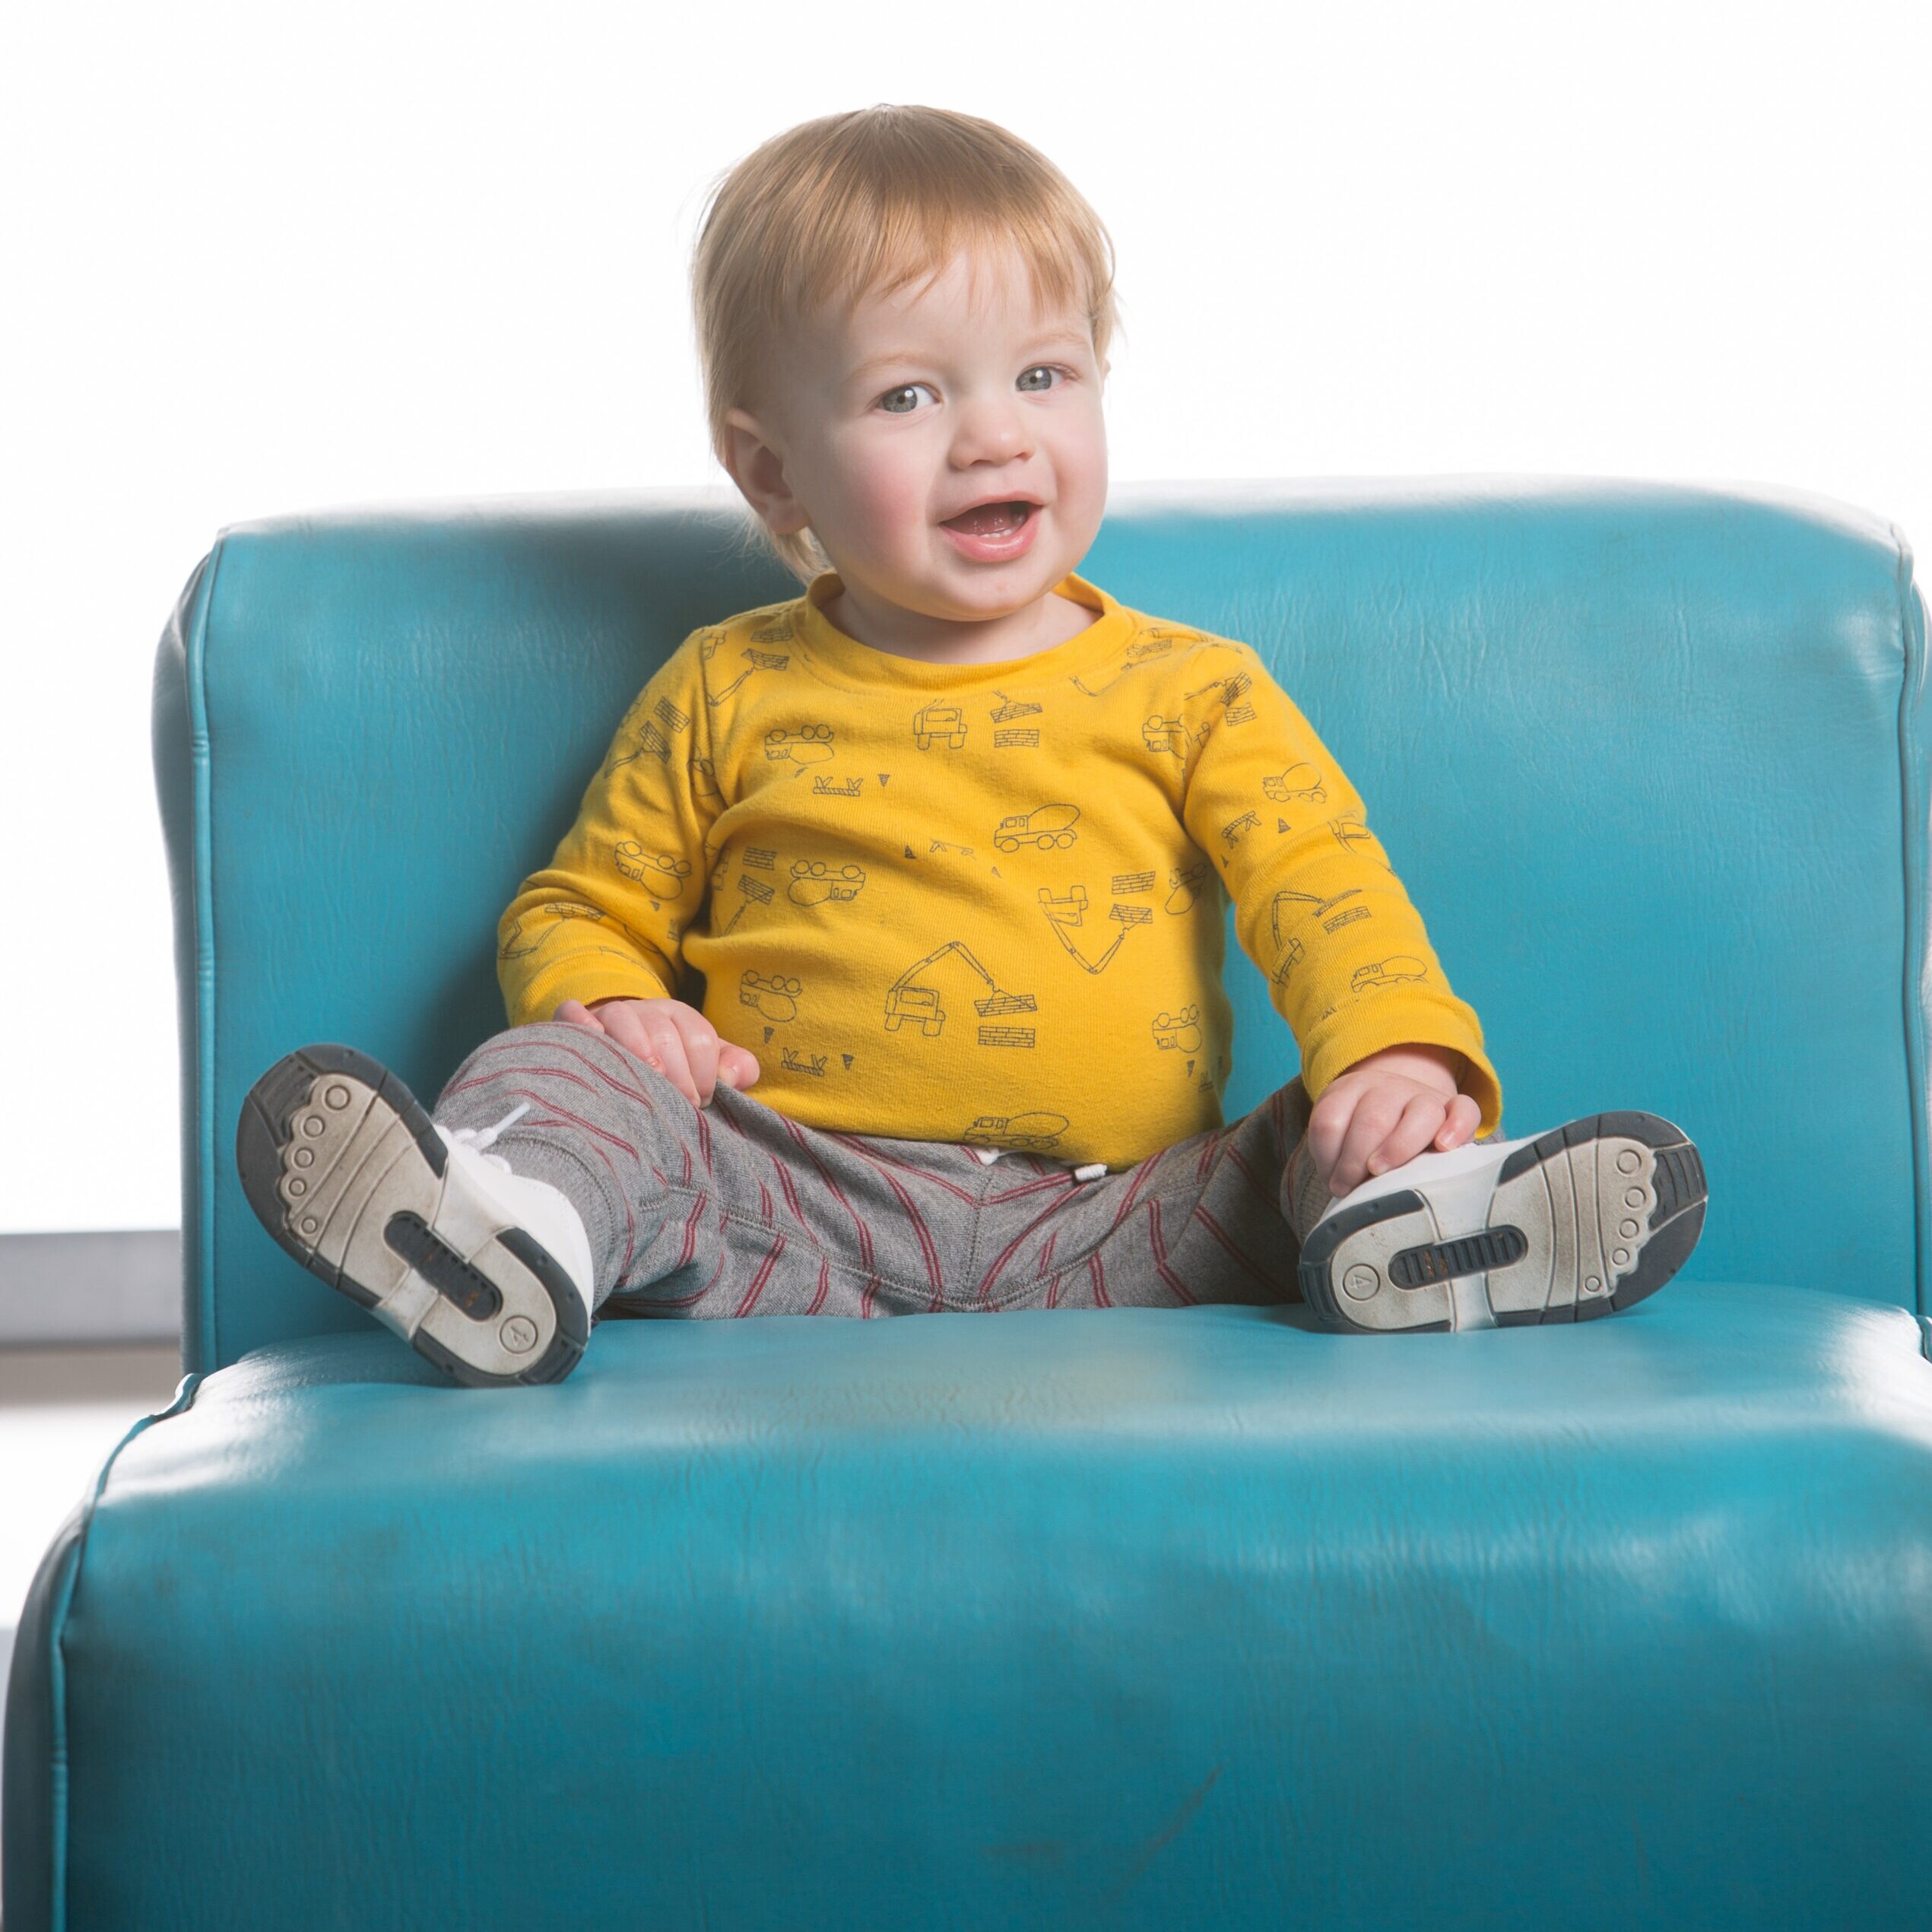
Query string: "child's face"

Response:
xmin=723 ymin=243 xmax=1108 ymax=632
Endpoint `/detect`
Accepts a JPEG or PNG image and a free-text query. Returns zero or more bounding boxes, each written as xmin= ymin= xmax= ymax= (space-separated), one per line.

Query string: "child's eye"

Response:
xmin=877 ymin=382 xmax=937 ymax=414
xmin=1017 ymin=365 xmax=1064 ymax=392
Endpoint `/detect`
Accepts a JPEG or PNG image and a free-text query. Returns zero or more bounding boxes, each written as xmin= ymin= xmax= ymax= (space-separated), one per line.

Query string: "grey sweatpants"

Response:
xmin=430 ymin=1021 xmax=1340 ymax=1324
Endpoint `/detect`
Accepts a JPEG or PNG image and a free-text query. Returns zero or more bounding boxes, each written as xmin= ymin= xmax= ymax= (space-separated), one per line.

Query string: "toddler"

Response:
xmin=235 ymin=105 xmax=1708 ymax=1386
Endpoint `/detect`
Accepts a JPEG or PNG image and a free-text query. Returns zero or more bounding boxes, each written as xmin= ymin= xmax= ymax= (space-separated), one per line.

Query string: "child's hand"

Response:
xmin=1307 ymin=1044 xmax=1481 ymax=1200
xmin=554 ymin=997 xmax=761 ymax=1108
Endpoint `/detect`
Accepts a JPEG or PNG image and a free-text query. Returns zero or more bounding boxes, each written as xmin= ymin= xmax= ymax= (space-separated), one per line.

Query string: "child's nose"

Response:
xmin=950 ymin=394 xmax=1031 ymax=465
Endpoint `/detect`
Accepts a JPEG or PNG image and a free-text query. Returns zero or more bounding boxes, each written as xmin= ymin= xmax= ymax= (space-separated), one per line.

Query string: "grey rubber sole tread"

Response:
xmin=236 ymin=1043 xmax=587 ymax=1388
xmin=1299 ymin=1111 xmax=1706 ymax=1334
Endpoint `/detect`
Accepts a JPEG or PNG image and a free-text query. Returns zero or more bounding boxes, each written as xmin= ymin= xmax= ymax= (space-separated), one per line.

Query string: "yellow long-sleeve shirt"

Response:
xmin=498 ymin=569 xmax=1502 ymax=1171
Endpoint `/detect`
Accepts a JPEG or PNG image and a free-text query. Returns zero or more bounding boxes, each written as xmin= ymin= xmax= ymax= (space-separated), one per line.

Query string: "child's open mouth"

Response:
xmin=938 ymin=500 xmax=1040 ymax=561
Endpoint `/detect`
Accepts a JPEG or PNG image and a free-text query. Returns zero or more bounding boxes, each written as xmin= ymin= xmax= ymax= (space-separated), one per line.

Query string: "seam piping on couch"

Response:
xmin=46 ymin=1371 xmax=205 ymax=1931
xmin=186 ymin=535 xmax=228 ymax=1377
xmin=1888 ymin=519 xmax=1930 ymax=1353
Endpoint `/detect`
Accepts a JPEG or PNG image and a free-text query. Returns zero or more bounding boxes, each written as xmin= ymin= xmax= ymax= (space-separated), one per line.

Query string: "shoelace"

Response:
xmin=443 ymin=1101 xmax=531 ymax=1172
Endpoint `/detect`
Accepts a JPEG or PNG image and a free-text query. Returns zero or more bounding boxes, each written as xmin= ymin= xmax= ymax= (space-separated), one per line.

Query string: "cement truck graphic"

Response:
xmin=1263 ymin=762 xmax=1326 ymax=804
xmin=994 ymin=803 xmax=1080 ymax=852
xmin=961 ymin=1111 xmax=1071 ymax=1153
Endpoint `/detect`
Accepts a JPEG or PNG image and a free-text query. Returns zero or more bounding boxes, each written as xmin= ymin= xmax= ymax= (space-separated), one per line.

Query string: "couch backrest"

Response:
xmin=154 ymin=480 xmax=1931 ymax=1372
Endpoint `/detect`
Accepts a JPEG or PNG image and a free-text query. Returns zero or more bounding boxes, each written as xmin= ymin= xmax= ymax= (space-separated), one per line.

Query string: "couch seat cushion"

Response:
xmin=20 ymin=1280 xmax=1932 ymax=1930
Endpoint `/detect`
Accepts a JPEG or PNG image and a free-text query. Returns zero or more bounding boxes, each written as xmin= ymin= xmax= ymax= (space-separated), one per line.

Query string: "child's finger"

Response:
xmin=1330 ymin=1089 xmax=1410 ymax=1197
xmin=645 ymin=1023 xmax=700 ymax=1105
xmin=596 ymin=1003 xmax=653 ymax=1067
xmin=1431 ymin=1094 xmax=1482 ymax=1150
xmin=1303 ymin=1089 xmax=1355 ymax=1196
xmin=1366 ymin=1093 xmax=1450 ymax=1179
xmin=717 ymin=1045 xmax=761 ymax=1090
xmin=554 ymin=998 xmax=605 ymax=1034
xmin=671 ymin=1017 xmax=722 ymax=1104
xmin=601 ymin=1004 xmax=695 ymax=1102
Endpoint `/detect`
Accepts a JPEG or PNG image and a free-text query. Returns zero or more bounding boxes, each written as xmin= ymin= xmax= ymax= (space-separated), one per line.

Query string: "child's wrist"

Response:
xmin=1350 ymin=1042 xmax=1467 ymax=1098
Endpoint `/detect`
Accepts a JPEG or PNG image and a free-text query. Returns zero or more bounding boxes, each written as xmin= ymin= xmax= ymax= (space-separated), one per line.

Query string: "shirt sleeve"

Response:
xmin=1177 ymin=640 xmax=1504 ymax=1134
xmin=496 ymin=633 xmax=722 ymax=1026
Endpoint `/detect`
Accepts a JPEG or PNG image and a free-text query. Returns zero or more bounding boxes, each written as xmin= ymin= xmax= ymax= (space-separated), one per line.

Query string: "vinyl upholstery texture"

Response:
xmin=8 ymin=478 xmax=1931 ymax=1930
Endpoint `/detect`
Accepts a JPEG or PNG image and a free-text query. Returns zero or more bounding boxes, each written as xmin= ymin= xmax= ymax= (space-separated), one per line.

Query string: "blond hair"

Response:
xmin=690 ymin=105 xmax=1121 ymax=585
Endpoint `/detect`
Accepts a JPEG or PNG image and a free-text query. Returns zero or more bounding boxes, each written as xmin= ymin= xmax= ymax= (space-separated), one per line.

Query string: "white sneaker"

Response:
xmin=1297 ymin=1112 xmax=1707 ymax=1332
xmin=236 ymin=1044 xmax=594 ymax=1386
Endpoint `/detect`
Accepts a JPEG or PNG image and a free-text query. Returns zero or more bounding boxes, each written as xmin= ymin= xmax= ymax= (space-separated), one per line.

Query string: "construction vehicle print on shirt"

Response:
xmin=614 ymin=844 xmax=692 ymax=903
xmin=1271 ymin=934 xmax=1305 ymax=991
xmin=789 ymin=860 xmax=867 ymax=906
xmin=708 ymin=645 xmax=792 ymax=704
xmin=1330 ymin=817 xmax=1393 ymax=868
xmin=961 ymin=1111 xmax=1070 ymax=1153
xmin=885 ymin=942 xmax=1037 ymax=1040
xmin=741 ymin=972 xmax=803 ymax=1023
xmin=1187 ymin=667 xmax=1258 ymax=726
xmin=1142 ymin=715 xmax=1197 ymax=760
xmin=1270 ymin=887 xmax=1370 ymax=947
xmin=1165 ymin=860 xmax=1210 ymax=915
xmin=990 ymin=691 xmax=1042 ymax=722
xmin=1153 ymin=1004 xmax=1204 ymax=1054
xmin=1263 ymin=763 xmax=1327 ymax=805
xmin=703 ymin=649 xmax=784 ymax=711
xmin=717 ymin=871 xmax=774 ymax=934
xmin=1036 ymin=884 xmax=1147 ymax=975
xmin=500 ymin=918 xmax=543 ymax=960
xmin=606 ymin=714 xmax=674 ymax=773
xmin=995 ymin=803 xmax=1080 ymax=852
xmin=499 ymin=902 xmax=606 ymax=960
xmin=1352 ymin=955 xmax=1427 ymax=992
xmin=1068 ymin=626 xmax=1196 ymax=699
xmin=498 ymin=904 xmax=602 ymax=966
xmin=913 ymin=703 xmax=967 ymax=750
xmin=766 ymin=723 xmax=834 ymax=769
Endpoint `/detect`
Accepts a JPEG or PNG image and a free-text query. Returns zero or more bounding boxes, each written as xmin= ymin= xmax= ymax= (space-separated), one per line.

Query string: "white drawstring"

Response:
xmin=443 ymin=1101 xmax=531 ymax=1172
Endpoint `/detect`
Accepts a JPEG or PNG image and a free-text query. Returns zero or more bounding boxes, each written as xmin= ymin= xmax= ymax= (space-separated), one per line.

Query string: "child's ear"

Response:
xmin=720 ymin=408 xmax=811 ymax=537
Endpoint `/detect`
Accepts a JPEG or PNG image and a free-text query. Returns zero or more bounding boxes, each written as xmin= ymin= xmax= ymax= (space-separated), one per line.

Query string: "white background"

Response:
xmin=2 ymin=0 xmax=1928 ymax=1232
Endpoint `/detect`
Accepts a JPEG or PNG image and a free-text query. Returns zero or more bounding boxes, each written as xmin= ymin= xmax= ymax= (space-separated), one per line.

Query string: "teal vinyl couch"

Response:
xmin=8 ymin=478 xmax=1932 ymax=1930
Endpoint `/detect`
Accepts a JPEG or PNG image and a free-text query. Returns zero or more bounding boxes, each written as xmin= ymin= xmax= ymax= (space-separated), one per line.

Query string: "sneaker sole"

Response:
xmin=236 ymin=1044 xmax=587 ymax=1387
xmin=1298 ymin=1112 xmax=1707 ymax=1333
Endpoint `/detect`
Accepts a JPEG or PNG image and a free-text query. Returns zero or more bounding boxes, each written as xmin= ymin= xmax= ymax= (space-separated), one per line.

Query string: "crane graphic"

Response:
xmin=884 ymin=942 xmax=1037 ymax=1038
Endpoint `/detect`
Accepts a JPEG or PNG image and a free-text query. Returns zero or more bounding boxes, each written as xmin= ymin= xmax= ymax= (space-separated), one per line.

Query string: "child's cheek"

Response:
xmin=846 ymin=453 xmax=931 ymax=547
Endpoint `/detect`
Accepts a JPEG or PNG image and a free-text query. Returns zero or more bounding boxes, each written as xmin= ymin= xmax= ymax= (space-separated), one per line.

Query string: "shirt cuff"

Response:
xmin=505 ymin=956 xmax=677 ymax=1027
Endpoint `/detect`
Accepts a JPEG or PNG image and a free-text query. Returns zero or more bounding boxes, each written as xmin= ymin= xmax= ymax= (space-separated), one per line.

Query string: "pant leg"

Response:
xmin=1012 ymin=1074 xmax=1491 ymax=1313
xmin=979 ymin=1077 xmax=1493 ymax=1314
xmin=431 ymin=1021 xmax=680 ymax=1313
xmin=433 ymin=1020 xmax=1005 ymax=1321
xmin=957 ymin=1077 xmax=1334 ymax=1312
xmin=433 ymin=1025 xmax=1340 ymax=1320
